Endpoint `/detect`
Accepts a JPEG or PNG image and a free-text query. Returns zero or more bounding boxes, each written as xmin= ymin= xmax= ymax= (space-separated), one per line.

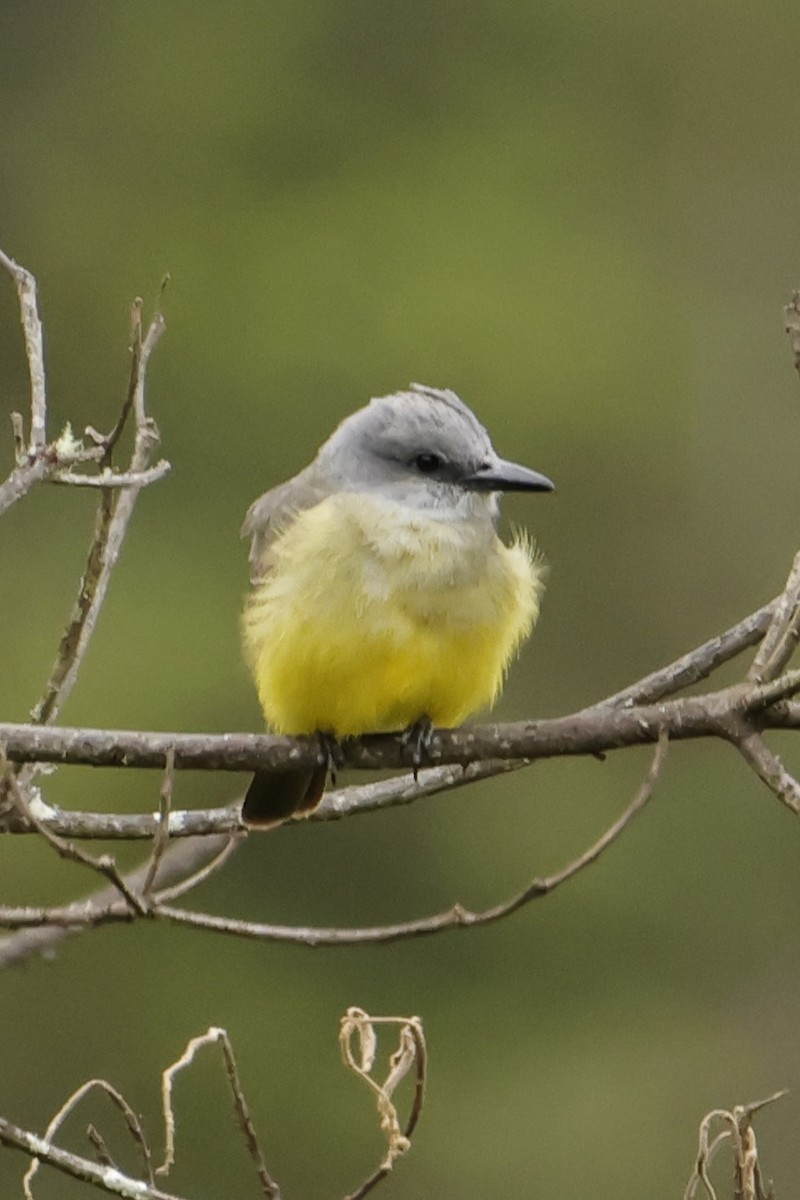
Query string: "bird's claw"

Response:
xmin=400 ymin=716 xmax=436 ymax=781
xmin=316 ymin=731 xmax=345 ymax=786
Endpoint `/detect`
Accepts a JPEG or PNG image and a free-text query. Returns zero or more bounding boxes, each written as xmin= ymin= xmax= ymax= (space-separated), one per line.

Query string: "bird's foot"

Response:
xmin=400 ymin=715 xmax=436 ymax=781
xmin=316 ymin=731 xmax=345 ymax=787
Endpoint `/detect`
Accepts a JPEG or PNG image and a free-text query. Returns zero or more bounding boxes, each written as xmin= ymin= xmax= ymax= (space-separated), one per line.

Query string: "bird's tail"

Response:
xmin=241 ymin=765 xmax=328 ymax=827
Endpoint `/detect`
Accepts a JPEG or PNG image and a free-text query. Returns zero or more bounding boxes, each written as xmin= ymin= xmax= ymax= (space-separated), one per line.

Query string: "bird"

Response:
xmin=240 ymin=383 xmax=554 ymax=825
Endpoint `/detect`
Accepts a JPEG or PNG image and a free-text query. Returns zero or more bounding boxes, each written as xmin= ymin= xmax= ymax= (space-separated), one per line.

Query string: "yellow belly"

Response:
xmin=242 ymin=494 xmax=544 ymax=736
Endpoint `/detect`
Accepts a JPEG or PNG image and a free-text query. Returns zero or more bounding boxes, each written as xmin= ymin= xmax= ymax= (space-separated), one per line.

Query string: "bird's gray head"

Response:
xmin=316 ymin=383 xmax=554 ymax=516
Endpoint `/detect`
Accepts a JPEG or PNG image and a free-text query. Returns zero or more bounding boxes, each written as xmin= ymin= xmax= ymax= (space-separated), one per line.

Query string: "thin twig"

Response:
xmin=156 ymin=1027 xmax=281 ymax=1200
xmin=0 ymin=763 xmax=529 ymax=840
xmin=684 ymin=1091 xmax=786 ymax=1200
xmin=317 ymin=757 xmax=530 ymax=818
xmin=0 ymin=246 xmax=46 ymax=449
xmin=341 ymin=1010 xmax=427 ymax=1200
xmin=29 ymin=306 xmax=167 ymax=728
xmin=53 ymin=460 xmax=171 ymax=488
xmin=0 ymin=901 xmax=138 ymax=931
xmin=0 ymin=834 xmax=233 ymax=970
xmin=685 ymin=1109 xmax=734 ymax=1200
xmin=0 ymin=1114 xmax=184 ymax=1200
xmin=2 ymin=756 xmax=146 ymax=915
xmin=141 ymin=736 xmax=667 ymax=948
xmin=22 ymin=1078 xmax=155 ymax=1198
xmin=784 ymin=289 xmax=800 ymax=379
xmin=0 ymin=798 xmax=245 ymax=839
xmin=0 ymin=736 xmax=666 ymax=943
xmin=728 ymin=722 xmax=800 ymax=816
xmin=596 ymin=602 xmax=777 ymax=709
xmin=86 ymin=1126 xmax=116 ymax=1169
xmin=742 ymin=667 xmax=800 ymax=710
xmin=744 ymin=296 xmax=800 ymax=685
xmin=749 ymin=550 xmax=800 ymax=683
xmin=0 ymin=456 xmax=54 ymax=516
xmin=0 ymin=248 xmax=135 ymax=518
xmin=103 ymin=296 xmax=143 ymax=455
xmin=152 ymin=836 xmax=241 ymax=903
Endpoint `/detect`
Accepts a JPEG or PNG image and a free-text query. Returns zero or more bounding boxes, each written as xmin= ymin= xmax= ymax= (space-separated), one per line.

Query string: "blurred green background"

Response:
xmin=2 ymin=2 xmax=800 ymax=1196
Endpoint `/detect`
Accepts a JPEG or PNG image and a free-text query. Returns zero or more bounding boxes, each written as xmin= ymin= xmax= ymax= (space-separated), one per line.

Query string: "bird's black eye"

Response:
xmin=413 ymin=452 xmax=442 ymax=473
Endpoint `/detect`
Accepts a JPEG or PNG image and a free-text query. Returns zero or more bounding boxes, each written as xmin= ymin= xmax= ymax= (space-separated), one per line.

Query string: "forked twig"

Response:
xmin=1 ymin=754 xmax=145 ymax=914
xmin=0 ymin=834 xmax=234 ymax=970
xmin=783 ymin=289 xmax=800 ymax=379
xmin=152 ymin=835 xmax=240 ymax=903
xmin=6 ymin=1025 xmax=278 ymax=1199
xmin=0 ymin=246 xmax=46 ymax=450
xmin=746 ymin=299 xmax=800 ymax=685
xmin=0 ymin=1113 xmax=184 ymax=1200
xmin=8 ymin=1026 xmax=279 ymax=1199
xmin=729 ymin=721 xmax=800 ymax=816
xmin=340 ymin=1008 xmax=427 ymax=1200
xmin=0 ymin=735 xmax=666 ymax=949
xmin=138 ymin=734 xmax=668 ymax=948
xmin=53 ymin=460 xmax=171 ymax=488
xmin=684 ymin=1090 xmax=786 ymax=1200
xmin=749 ymin=549 xmax=800 ymax=684
xmin=22 ymin=1078 xmax=154 ymax=1199
xmin=0 ymin=246 xmax=170 ymax=855
xmin=157 ymin=1027 xmax=281 ymax=1200
xmin=29 ymin=301 xmax=167 ymax=728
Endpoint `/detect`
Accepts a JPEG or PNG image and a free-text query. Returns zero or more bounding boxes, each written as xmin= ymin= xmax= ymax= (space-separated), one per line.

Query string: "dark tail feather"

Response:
xmin=241 ymin=765 xmax=328 ymax=826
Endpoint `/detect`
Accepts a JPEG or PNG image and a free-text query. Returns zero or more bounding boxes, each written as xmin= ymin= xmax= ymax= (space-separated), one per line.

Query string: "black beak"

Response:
xmin=462 ymin=455 xmax=555 ymax=494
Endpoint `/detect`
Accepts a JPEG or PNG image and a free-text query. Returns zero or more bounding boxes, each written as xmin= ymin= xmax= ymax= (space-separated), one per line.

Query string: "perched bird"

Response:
xmin=240 ymin=383 xmax=554 ymax=825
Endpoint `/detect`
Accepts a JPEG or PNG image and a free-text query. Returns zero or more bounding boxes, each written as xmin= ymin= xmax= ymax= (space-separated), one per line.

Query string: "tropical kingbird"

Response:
xmin=240 ymin=383 xmax=554 ymax=825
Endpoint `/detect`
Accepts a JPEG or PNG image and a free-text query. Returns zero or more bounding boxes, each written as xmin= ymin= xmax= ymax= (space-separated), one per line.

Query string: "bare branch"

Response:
xmin=128 ymin=735 xmax=667 ymax=948
xmin=152 ymin=836 xmax=240 ymax=903
xmin=0 ymin=456 xmax=54 ymax=515
xmin=0 ymin=797 xmax=244 ymax=840
xmin=729 ymin=722 xmax=800 ymax=816
xmin=0 ymin=1113 xmax=185 ymax=1200
xmin=0 ymin=682 xmax=787 ymax=778
xmin=2 ymin=756 xmax=146 ymax=915
xmin=784 ymin=289 xmax=800 ymax=379
xmin=22 ymin=1079 xmax=155 ymax=1198
xmin=102 ymin=296 xmax=143 ymax=454
xmin=0 ymin=246 xmax=46 ymax=449
xmin=0 ymin=834 xmax=233 ymax=970
xmin=0 ymin=735 xmax=665 ymax=945
xmin=595 ymin=601 xmax=777 ymax=709
xmin=0 ymin=591 xmax=786 ymax=844
xmin=53 ymin=460 xmax=171 ymax=488
xmin=0 ymin=762 xmax=529 ymax=840
xmin=0 ymin=248 xmax=141 ymax=518
xmin=749 ymin=549 xmax=800 ymax=683
xmin=743 ymin=303 xmax=800 ymax=686
xmin=157 ymin=1027 xmax=281 ymax=1200
xmin=340 ymin=1009 xmax=427 ymax=1200
xmin=316 ymin=756 xmax=529 ymax=819
xmin=684 ymin=1090 xmax=786 ymax=1200
xmin=29 ymin=304 xmax=167 ymax=728
xmin=742 ymin=666 xmax=800 ymax=709
xmin=0 ymin=613 xmax=798 ymax=849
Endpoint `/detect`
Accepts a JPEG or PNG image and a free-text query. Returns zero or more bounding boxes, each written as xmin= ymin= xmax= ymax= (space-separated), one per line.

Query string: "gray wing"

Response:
xmin=241 ymin=463 xmax=331 ymax=584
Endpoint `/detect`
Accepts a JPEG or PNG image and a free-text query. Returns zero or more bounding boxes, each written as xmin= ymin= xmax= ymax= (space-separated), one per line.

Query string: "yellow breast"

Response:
xmin=241 ymin=493 xmax=544 ymax=736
